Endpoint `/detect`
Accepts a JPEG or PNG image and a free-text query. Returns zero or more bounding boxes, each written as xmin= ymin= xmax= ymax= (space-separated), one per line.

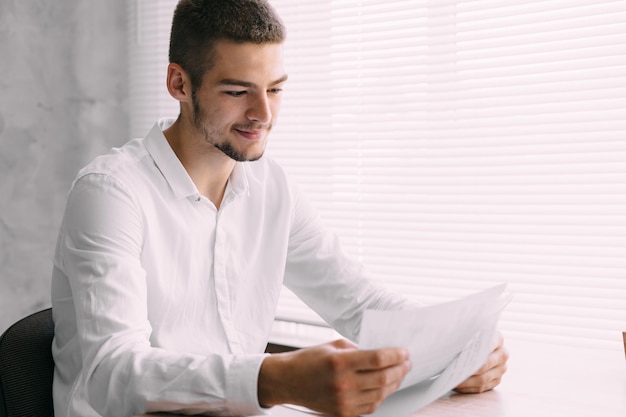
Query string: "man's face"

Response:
xmin=190 ymin=40 xmax=287 ymax=162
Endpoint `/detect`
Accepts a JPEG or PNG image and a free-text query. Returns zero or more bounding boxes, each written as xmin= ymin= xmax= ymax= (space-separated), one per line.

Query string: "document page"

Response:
xmin=366 ymin=316 xmax=501 ymax=416
xmin=359 ymin=284 xmax=510 ymax=414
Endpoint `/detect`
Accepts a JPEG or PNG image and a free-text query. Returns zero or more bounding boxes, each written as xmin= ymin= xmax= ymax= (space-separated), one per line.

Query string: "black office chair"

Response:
xmin=0 ymin=308 xmax=55 ymax=417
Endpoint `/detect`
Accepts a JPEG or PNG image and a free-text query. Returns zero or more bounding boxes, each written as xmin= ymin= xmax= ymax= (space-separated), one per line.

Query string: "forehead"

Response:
xmin=205 ymin=40 xmax=286 ymax=85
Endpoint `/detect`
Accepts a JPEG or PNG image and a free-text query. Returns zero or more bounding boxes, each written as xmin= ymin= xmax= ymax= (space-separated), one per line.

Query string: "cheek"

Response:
xmin=200 ymin=101 xmax=232 ymax=125
xmin=219 ymin=100 xmax=247 ymax=120
xmin=270 ymin=99 xmax=282 ymax=119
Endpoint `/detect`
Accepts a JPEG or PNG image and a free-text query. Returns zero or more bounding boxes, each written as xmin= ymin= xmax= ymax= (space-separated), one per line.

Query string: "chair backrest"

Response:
xmin=0 ymin=308 xmax=55 ymax=417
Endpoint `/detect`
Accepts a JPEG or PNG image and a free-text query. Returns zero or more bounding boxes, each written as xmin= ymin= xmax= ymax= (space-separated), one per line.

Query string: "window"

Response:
xmin=129 ymin=0 xmax=626 ymax=352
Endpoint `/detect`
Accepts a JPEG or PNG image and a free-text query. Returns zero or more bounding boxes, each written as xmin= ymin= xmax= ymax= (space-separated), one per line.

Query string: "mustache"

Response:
xmin=233 ymin=122 xmax=272 ymax=131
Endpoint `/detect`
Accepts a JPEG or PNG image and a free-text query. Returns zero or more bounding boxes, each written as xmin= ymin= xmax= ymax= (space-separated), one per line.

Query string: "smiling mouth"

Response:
xmin=234 ymin=128 xmax=267 ymax=141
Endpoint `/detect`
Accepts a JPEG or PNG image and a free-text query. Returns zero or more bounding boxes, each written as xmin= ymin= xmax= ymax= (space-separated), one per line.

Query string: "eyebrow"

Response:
xmin=217 ymin=74 xmax=288 ymax=88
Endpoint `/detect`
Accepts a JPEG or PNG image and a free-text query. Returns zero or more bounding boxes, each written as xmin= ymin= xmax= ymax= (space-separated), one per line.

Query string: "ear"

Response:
xmin=166 ymin=63 xmax=192 ymax=103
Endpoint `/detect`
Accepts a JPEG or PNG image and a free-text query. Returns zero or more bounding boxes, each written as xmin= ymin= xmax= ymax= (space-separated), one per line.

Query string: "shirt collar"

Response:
xmin=144 ymin=118 xmax=250 ymax=201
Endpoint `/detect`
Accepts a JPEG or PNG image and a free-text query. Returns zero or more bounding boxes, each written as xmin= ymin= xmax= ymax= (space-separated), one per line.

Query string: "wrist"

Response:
xmin=258 ymin=352 xmax=292 ymax=407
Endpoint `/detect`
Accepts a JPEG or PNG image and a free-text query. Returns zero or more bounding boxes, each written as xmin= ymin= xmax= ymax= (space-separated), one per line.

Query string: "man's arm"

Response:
xmin=53 ymin=173 xmax=267 ymax=416
xmin=280 ymin=184 xmax=507 ymax=412
xmin=258 ymin=339 xmax=411 ymax=417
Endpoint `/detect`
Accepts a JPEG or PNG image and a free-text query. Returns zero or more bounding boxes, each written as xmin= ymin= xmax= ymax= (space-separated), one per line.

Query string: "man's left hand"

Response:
xmin=453 ymin=331 xmax=509 ymax=393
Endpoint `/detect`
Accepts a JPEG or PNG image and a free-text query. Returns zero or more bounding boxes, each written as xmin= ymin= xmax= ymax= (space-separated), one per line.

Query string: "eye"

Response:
xmin=225 ymin=91 xmax=247 ymax=97
xmin=268 ymin=88 xmax=283 ymax=95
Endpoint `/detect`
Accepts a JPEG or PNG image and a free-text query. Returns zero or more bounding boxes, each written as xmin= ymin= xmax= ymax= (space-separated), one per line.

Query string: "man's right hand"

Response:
xmin=258 ymin=339 xmax=411 ymax=417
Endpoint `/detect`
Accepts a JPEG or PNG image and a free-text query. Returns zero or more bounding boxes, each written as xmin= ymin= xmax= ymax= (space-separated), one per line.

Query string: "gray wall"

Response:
xmin=0 ymin=0 xmax=129 ymax=332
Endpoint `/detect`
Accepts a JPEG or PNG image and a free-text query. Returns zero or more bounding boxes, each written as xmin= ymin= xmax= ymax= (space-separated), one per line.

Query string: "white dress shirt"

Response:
xmin=51 ymin=119 xmax=411 ymax=417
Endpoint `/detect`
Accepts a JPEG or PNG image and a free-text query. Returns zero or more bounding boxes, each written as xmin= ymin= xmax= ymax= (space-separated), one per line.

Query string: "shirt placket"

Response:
xmin=213 ymin=193 xmax=243 ymax=354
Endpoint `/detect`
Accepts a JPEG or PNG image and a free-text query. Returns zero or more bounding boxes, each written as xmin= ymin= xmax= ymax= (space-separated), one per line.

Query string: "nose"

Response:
xmin=246 ymin=92 xmax=272 ymax=124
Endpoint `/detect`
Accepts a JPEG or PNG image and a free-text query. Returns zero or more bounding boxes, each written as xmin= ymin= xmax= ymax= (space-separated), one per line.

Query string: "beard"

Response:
xmin=191 ymin=91 xmax=269 ymax=162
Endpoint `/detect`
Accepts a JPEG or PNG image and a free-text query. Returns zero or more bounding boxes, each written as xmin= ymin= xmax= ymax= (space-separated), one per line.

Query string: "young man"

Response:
xmin=51 ymin=1 xmax=508 ymax=416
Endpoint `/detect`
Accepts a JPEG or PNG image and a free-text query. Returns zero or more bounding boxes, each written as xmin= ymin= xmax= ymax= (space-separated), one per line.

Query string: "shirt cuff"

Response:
xmin=226 ymin=353 xmax=271 ymax=416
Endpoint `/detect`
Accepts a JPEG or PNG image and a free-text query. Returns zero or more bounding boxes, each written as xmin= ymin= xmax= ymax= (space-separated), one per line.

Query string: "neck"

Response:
xmin=163 ymin=118 xmax=236 ymax=209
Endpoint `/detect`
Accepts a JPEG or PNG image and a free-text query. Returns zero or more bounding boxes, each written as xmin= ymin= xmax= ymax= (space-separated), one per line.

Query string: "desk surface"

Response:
xmin=141 ymin=338 xmax=626 ymax=417
xmin=272 ymin=338 xmax=626 ymax=417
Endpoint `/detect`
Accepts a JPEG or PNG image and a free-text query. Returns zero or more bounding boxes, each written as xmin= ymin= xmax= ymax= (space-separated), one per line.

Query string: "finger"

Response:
xmin=472 ymin=343 xmax=509 ymax=375
xmin=454 ymin=370 xmax=502 ymax=393
xmin=318 ymin=371 xmax=402 ymax=417
xmin=454 ymin=369 xmax=504 ymax=394
xmin=352 ymin=388 xmax=394 ymax=416
xmin=454 ymin=362 xmax=507 ymax=393
xmin=351 ymin=372 xmax=407 ymax=415
xmin=472 ymin=349 xmax=499 ymax=375
xmin=356 ymin=359 xmax=411 ymax=391
xmin=344 ymin=347 xmax=410 ymax=372
xmin=491 ymin=331 xmax=504 ymax=350
xmin=464 ymin=332 xmax=506 ymax=376
xmin=330 ymin=338 xmax=359 ymax=350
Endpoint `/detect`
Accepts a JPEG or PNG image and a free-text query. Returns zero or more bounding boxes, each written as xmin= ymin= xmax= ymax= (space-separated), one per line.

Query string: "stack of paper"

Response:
xmin=359 ymin=284 xmax=511 ymax=416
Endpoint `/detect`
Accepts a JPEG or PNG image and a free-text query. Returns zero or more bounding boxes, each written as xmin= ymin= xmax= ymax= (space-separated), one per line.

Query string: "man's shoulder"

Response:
xmin=70 ymin=137 xmax=151 ymax=196
xmin=76 ymin=137 xmax=147 ymax=179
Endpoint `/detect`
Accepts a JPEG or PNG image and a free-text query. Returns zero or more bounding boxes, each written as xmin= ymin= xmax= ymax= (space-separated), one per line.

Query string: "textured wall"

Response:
xmin=0 ymin=0 xmax=128 ymax=332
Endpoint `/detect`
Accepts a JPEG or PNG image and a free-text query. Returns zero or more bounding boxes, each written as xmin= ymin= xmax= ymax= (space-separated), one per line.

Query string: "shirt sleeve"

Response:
xmin=283 ymin=183 xmax=417 ymax=342
xmin=54 ymin=172 xmax=268 ymax=417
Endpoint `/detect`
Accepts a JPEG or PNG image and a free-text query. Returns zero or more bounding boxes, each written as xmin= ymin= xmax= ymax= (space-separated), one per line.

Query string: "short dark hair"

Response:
xmin=169 ymin=0 xmax=286 ymax=90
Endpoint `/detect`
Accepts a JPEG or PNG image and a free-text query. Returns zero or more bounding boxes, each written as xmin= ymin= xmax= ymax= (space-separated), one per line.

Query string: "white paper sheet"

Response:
xmin=366 ymin=316 xmax=501 ymax=416
xmin=359 ymin=284 xmax=511 ymax=415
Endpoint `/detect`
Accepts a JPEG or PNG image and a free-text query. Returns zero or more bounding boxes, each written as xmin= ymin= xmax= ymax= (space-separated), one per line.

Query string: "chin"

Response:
xmin=246 ymin=152 xmax=265 ymax=162
xmin=240 ymin=141 xmax=268 ymax=162
xmin=217 ymin=142 xmax=266 ymax=162
xmin=239 ymin=146 xmax=266 ymax=162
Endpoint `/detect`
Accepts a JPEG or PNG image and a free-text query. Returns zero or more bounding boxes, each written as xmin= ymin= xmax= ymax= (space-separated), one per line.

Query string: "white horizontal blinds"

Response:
xmin=128 ymin=0 xmax=179 ymax=139
xmin=450 ymin=0 xmax=626 ymax=350
xmin=267 ymin=2 xmax=334 ymax=175
xmin=269 ymin=0 xmax=626 ymax=351
xmin=267 ymin=2 xmax=335 ymax=325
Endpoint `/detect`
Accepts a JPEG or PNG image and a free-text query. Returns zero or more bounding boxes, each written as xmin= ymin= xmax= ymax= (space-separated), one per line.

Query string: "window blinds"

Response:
xmin=267 ymin=0 xmax=626 ymax=351
xmin=128 ymin=0 xmax=626 ymax=352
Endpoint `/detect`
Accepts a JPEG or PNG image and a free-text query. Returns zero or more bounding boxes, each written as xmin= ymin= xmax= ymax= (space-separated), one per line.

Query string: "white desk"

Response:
xmin=269 ymin=338 xmax=626 ymax=417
